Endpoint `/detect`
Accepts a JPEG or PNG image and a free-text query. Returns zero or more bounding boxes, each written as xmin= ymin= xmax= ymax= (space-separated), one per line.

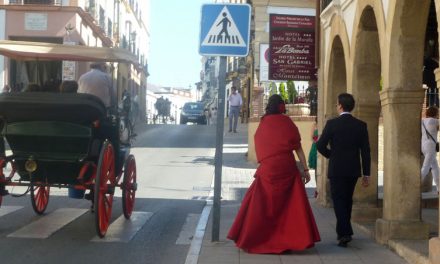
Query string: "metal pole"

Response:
xmin=212 ymin=56 xmax=227 ymax=242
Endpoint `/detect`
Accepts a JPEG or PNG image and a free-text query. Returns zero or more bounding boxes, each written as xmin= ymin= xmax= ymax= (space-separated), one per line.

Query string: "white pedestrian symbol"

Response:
xmin=202 ymin=6 xmax=246 ymax=47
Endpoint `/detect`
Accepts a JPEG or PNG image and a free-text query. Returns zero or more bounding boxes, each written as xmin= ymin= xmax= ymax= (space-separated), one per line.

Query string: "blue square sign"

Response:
xmin=199 ymin=4 xmax=251 ymax=57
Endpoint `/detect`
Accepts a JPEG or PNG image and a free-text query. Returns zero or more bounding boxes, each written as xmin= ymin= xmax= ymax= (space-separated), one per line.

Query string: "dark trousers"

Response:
xmin=329 ymin=176 xmax=359 ymax=238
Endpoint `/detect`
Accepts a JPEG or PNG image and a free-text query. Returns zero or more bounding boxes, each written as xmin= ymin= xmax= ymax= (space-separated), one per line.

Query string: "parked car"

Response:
xmin=180 ymin=102 xmax=207 ymax=125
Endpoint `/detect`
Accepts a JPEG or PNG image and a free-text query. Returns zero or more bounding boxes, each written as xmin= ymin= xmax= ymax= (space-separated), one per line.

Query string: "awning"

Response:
xmin=0 ymin=40 xmax=138 ymax=64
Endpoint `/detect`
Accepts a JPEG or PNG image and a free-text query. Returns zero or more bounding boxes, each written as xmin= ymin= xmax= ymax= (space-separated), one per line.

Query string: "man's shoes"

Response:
xmin=337 ymin=235 xmax=352 ymax=248
xmin=228 ymin=129 xmax=232 ymax=133
xmin=233 ymin=130 xmax=237 ymax=133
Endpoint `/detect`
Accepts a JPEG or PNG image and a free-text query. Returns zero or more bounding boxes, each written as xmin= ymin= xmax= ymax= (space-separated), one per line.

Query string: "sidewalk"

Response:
xmin=197 ymin=122 xmax=408 ymax=264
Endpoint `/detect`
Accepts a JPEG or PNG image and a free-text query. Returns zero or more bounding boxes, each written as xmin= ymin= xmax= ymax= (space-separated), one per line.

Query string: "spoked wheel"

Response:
xmin=122 ymin=155 xmax=137 ymax=219
xmin=94 ymin=141 xmax=116 ymax=238
xmin=30 ymin=182 xmax=50 ymax=215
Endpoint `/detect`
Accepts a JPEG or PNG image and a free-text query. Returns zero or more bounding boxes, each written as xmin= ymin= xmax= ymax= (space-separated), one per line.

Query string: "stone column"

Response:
xmin=352 ymin=104 xmax=381 ymax=221
xmin=376 ymin=89 xmax=429 ymax=244
xmin=429 ymin=68 xmax=440 ymax=263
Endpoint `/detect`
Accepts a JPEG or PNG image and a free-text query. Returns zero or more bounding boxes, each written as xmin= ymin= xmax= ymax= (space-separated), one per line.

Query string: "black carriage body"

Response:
xmin=0 ymin=92 xmax=126 ymax=184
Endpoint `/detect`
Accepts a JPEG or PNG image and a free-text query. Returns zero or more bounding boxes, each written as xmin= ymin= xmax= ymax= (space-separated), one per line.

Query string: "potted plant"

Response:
xmin=279 ymin=82 xmax=288 ymax=103
xmin=286 ymin=80 xmax=297 ymax=115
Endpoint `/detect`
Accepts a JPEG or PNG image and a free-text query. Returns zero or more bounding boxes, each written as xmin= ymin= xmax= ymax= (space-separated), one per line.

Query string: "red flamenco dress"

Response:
xmin=227 ymin=114 xmax=321 ymax=253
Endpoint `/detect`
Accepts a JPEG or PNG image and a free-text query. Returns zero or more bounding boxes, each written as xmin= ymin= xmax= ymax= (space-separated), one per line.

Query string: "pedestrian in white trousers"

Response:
xmin=421 ymin=106 xmax=440 ymax=191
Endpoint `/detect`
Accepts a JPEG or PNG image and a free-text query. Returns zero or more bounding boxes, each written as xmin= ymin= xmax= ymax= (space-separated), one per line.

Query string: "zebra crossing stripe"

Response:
xmin=7 ymin=208 xmax=88 ymax=239
xmin=91 ymin=211 xmax=153 ymax=242
xmin=0 ymin=206 xmax=23 ymax=217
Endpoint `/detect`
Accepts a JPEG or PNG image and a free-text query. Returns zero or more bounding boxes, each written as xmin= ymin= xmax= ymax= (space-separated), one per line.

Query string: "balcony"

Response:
xmin=8 ymin=0 xmax=62 ymax=5
xmin=321 ymin=0 xmax=333 ymax=10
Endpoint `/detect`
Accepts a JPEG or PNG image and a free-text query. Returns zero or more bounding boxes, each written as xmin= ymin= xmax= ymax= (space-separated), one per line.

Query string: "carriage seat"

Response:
xmin=0 ymin=92 xmax=107 ymax=124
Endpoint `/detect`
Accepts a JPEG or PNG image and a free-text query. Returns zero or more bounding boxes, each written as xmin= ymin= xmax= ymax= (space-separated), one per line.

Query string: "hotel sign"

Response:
xmin=269 ymin=14 xmax=316 ymax=81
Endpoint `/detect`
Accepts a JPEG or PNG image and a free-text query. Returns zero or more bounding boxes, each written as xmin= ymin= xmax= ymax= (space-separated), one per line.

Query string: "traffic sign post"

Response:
xmin=199 ymin=4 xmax=251 ymax=242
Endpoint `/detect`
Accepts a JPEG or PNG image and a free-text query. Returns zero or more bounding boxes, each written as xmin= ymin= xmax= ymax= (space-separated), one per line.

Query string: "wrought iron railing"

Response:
xmin=321 ymin=0 xmax=333 ymax=11
xmin=8 ymin=0 xmax=62 ymax=5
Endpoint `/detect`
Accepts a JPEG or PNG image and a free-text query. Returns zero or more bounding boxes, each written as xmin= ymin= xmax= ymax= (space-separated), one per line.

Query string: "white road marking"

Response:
xmin=0 ymin=206 xmax=23 ymax=217
xmin=176 ymin=213 xmax=200 ymax=245
xmin=8 ymin=208 xmax=87 ymax=239
xmin=91 ymin=211 xmax=153 ymax=242
xmin=184 ymin=205 xmax=212 ymax=264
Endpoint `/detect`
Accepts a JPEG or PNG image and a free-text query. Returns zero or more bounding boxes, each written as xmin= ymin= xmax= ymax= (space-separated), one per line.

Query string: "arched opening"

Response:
xmin=421 ymin=0 xmax=440 ymax=195
xmin=326 ymin=36 xmax=347 ymax=118
xmin=351 ymin=6 xmax=382 ymax=218
xmin=320 ymin=35 xmax=347 ymax=206
xmin=423 ymin=0 xmax=439 ymax=109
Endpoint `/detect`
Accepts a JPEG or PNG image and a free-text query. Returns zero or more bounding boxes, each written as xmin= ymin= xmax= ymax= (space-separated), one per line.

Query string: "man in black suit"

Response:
xmin=317 ymin=93 xmax=370 ymax=247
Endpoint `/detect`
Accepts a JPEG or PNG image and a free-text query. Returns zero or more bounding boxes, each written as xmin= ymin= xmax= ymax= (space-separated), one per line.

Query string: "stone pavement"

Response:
xmin=197 ymin=122 xmax=408 ymax=264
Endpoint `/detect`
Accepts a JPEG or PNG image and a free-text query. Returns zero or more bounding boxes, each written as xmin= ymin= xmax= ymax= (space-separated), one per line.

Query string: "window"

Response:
xmin=107 ymin=19 xmax=113 ymax=37
xmin=99 ymin=6 xmax=105 ymax=30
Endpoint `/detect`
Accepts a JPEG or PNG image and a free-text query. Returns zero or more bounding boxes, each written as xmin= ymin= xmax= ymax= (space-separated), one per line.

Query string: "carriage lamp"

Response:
xmin=25 ymin=157 xmax=37 ymax=173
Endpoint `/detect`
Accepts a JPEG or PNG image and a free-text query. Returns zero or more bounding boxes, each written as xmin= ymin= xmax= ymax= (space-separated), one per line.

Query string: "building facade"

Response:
xmin=0 ymin=0 xmax=150 ymax=120
xmin=319 ymin=0 xmax=440 ymax=262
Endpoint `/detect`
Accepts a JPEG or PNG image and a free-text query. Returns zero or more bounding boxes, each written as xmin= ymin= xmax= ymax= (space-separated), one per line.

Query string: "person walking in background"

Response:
xmin=228 ymin=86 xmax=242 ymax=133
xmin=308 ymin=116 xmax=318 ymax=198
xmin=227 ymin=94 xmax=320 ymax=253
xmin=317 ymin=93 xmax=370 ymax=248
xmin=210 ymin=107 xmax=217 ymax=125
xmin=421 ymin=106 xmax=439 ymax=192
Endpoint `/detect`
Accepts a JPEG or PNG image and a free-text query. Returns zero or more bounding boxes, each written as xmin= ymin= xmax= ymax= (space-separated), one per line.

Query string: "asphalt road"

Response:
xmin=0 ymin=123 xmax=216 ymax=264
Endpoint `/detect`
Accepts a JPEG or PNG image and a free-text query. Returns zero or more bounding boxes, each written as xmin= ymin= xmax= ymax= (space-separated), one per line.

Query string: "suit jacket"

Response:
xmin=316 ymin=114 xmax=371 ymax=179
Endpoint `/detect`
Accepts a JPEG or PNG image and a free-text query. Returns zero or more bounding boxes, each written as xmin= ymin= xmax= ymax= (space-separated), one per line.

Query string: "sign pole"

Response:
xmin=198 ymin=3 xmax=250 ymax=242
xmin=212 ymin=56 xmax=227 ymax=242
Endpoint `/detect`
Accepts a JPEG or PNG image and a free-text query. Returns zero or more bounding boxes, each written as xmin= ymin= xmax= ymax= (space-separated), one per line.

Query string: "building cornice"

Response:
xmin=0 ymin=5 xmax=113 ymax=47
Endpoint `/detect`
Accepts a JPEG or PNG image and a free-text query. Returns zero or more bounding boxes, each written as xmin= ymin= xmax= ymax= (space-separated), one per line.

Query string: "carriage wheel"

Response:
xmin=122 ymin=155 xmax=137 ymax=219
xmin=94 ymin=141 xmax=116 ymax=238
xmin=30 ymin=183 xmax=50 ymax=215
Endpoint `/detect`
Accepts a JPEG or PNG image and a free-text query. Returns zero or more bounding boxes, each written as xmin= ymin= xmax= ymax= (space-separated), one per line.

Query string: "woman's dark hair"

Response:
xmin=264 ymin=94 xmax=285 ymax=117
xmin=426 ymin=106 xmax=439 ymax=118
xmin=338 ymin=93 xmax=355 ymax=112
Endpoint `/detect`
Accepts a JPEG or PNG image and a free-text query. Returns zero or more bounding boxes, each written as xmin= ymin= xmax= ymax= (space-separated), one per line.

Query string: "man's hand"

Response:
xmin=361 ymin=176 xmax=370 ymax=187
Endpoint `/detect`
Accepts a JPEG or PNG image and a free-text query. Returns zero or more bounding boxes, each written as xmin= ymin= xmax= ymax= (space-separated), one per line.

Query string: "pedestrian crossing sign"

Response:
xmin=199 ymin=4 xmax=251 ymax=57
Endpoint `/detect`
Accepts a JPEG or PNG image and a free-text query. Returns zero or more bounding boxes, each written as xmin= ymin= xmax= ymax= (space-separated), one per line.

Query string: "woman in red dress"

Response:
xmin=227 ymin=94 xmax=321 ymax=253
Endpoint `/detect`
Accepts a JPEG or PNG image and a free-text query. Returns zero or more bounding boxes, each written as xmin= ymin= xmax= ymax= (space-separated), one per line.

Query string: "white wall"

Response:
xmin=0 ymin=9 xmax=5 ymax=90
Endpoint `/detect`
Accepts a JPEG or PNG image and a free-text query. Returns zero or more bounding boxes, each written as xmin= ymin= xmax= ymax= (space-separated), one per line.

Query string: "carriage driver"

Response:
xmin=78 ymin=62 xmax=116 ymax=109
xmin=78 ymin=62 xmax=117 ymax=208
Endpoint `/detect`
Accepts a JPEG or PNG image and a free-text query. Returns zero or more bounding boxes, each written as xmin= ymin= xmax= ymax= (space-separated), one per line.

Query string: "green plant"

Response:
xmin=279 ymin=82 xmax=288 ymax=102
xmin=269 ymin=82 xmax=277 ymax=96
xmin=287 ymin=80 xmax=297 ymax=104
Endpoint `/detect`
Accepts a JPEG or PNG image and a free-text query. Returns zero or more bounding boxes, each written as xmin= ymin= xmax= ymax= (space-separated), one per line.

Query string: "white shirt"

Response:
xmin=422 ymin=117 xmax=439 ymax=146
xmin=229 ymin=92 xmax=242 ymax=107
xmin=78 ymin=69 xmax=115 ymax=107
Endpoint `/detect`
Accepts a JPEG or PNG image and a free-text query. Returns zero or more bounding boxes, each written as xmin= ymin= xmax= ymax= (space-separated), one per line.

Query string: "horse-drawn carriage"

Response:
xmin=154 ymin=97 xmax=173 ymax=124
xmin=0 ymin=40 xmax=138 ymax=238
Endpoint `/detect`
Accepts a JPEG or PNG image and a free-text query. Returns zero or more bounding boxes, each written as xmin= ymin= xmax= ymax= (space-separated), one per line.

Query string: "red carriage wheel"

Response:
xmin=94 ymin=141 xmax=116 ymax=238
xmin=30 ymin=183 xmax=50 ymax=215
xmin=122 ymin=155 xmax=137 ymax=219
